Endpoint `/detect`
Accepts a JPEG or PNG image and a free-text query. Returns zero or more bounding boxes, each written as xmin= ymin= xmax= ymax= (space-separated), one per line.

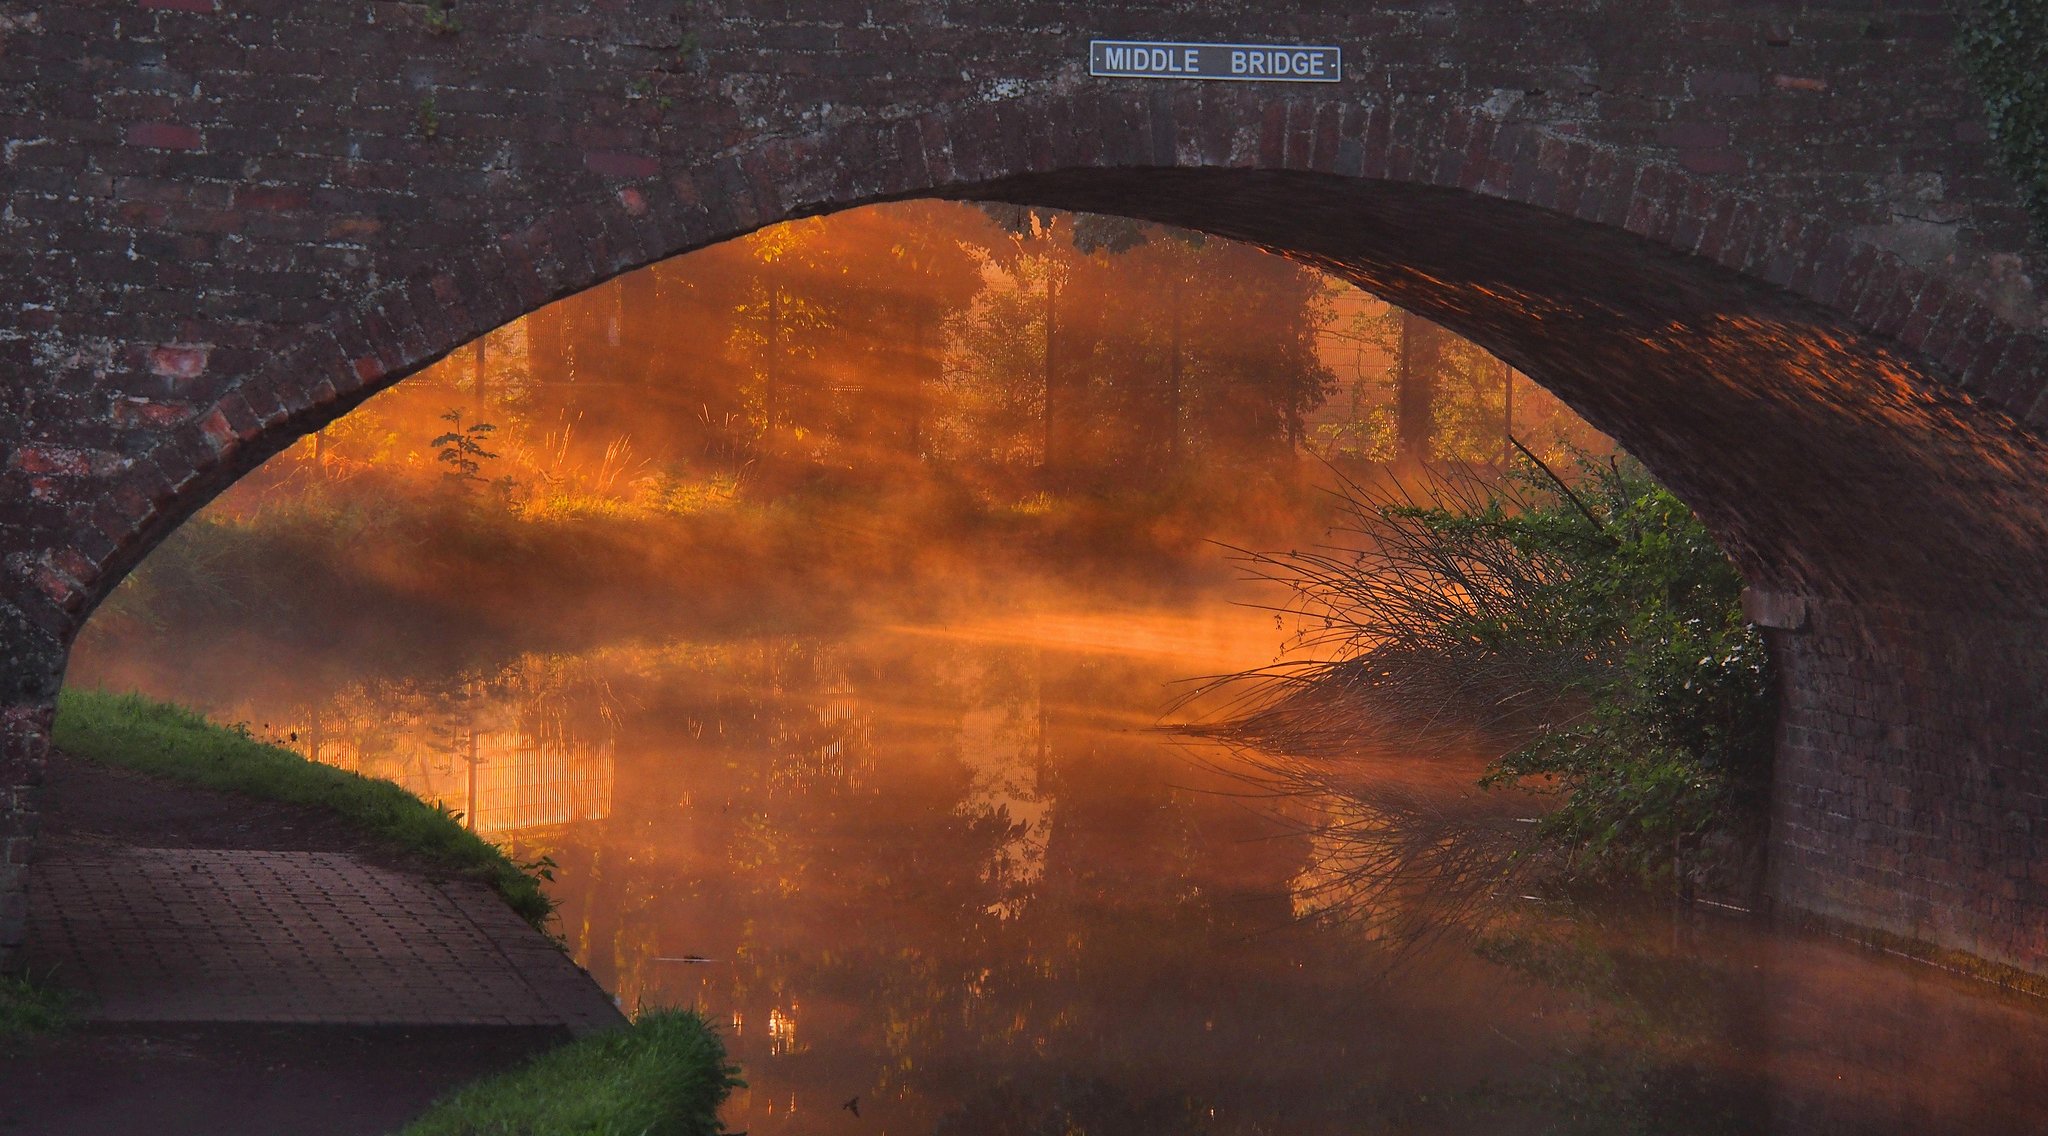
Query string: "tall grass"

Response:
xmin=1188 ymin=451 xmax=1775 ymax=917
xmin=1190 ymin=458 xmax=1603 ymax=759
xmin=52 ymin=689 xmax=558 ymax=931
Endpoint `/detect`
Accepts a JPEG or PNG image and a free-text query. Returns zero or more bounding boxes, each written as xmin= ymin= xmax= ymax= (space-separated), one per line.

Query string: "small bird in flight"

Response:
xmin=842 ymin=1096 xmax=860 ymax=1118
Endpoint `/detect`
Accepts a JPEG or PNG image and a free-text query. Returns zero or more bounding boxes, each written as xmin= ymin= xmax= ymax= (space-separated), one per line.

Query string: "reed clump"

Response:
xmin=1187 ymin=449 xmax=1775 ymax=930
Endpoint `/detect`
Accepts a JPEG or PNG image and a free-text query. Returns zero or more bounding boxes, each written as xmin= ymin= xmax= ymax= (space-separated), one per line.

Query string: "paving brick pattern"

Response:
xmin=23 ymin=847 xmax=622 ymax=1036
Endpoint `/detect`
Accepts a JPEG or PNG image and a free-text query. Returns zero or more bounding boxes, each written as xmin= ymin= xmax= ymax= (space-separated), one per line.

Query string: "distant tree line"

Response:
xmin=507 ymin=202 xmax=1341 ymax=488
xmin=300 ymin=200 xmax=1601 ymax=500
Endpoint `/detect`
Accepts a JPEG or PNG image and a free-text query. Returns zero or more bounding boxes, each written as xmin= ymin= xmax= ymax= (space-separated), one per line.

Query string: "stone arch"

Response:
xmin=56 ymin=90 xmax=2048 ymax=633
xmin=9 ymin=80 xmax=2048 ymax=970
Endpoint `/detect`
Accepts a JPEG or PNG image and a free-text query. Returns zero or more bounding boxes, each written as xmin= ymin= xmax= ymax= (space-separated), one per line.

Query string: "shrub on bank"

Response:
xmin=1469 ymin=457 xmax=1775 ymax=891
xmin=51 ymin=689 xmax=558 ymax=930
xmin=1210 ymin=453 xmax=1775 ymax=895
xmin=400 ymin=1008 xmax=742 ymax=1136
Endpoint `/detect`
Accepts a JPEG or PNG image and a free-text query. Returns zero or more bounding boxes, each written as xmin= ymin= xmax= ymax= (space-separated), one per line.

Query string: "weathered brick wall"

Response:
xmin=0 ymin=705 xmax=49 ymax=968
xmin=1772 ymin=602 xmax=2048 ymax=972
xmin=2 ymin=0 xmax=2045 ymax=971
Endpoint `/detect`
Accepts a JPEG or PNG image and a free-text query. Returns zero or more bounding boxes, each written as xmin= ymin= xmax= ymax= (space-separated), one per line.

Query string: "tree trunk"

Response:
xmin=473 ymin=336 xmax=488 ymax=413
xmin=526 ymin=299 xmax=570 ymax=384
xmin=906 ymin=311 xmax=929 ymax=457
xmin=464 ymin=708 xmax=480 ymax=834
xmin=1166 ymin=271 xmax=1184 ymax=468
xmin=1395 ymin=310 xmax=1439 ymax=469
xmin=764 ymin=278 xmax=781 ymax=435
xmin=1502 ymin=359 xmax=1515 ymax=467
xmin=1043 ymin=264 xmax=1060 ymax=473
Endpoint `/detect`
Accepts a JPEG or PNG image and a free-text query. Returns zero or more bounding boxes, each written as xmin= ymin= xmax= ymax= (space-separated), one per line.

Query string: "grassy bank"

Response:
xmin=400 ymin=1008 xmax=741 ymax=1136
xmin=51 ymin=688 xmax=556 ymax=931
xmin=49 ymin=692 xmax=745 ymax=1131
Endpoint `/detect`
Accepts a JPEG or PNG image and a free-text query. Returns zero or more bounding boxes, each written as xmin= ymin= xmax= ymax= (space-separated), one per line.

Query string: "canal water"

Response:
xmin=72 ymin=577 xmax=2048 ymax=1134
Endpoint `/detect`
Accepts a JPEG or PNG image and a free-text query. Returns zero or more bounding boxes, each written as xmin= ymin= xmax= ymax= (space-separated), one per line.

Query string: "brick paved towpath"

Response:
xmin=24 ymin=847 xmax=620 ymax=1034
xmin=1 ymin=751 xmax=623 ymax=1136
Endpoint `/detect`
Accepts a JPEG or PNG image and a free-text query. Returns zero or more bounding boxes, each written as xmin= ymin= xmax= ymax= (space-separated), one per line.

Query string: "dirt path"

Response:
xmin=2 ymin=752 xmax=617 ymax=1136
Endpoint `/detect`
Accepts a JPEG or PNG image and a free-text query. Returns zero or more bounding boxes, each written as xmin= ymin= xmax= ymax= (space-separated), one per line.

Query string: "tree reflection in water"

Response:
xmin=527 ymin=621 xmax=1528 ymax=1134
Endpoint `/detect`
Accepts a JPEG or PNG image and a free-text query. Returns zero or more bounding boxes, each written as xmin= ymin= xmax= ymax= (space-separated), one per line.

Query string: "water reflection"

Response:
xmin=269 ymin=656 xmax=618 ymax=836
xmin=76 ymin=598 xmax=2048 ymax=1133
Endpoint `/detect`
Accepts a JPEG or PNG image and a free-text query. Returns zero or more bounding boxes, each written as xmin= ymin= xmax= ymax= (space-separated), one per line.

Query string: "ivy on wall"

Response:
xmin=1959 ymin=0 xmax=2048 ymax=241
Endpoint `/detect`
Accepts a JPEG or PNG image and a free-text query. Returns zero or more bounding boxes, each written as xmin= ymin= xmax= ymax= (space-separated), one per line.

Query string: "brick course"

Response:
xmin=1772 ymin=602 xmax=2048 ymax=971
xmin=2 ymin=0 xmax=2047 ymax=972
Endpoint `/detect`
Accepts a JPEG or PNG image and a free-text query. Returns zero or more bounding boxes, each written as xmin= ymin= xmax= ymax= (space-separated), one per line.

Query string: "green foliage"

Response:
xmin=417 ymin=94 xmax=442 ymax=139
xmin=432 ymin=410 xmax=500 ymax=484
xmin=424 ymin=0 xmax=462 ymax=35
xmin=1311 ymin=305 xmax=1536 ymax=466
xmin=400 ymin=1008 xmax=743 ymax=1136
xmin=1218 ymin=453 xmax=1774 ymax=893
xmin=52 ymin=689 xmax=558 ymax=931
xmin=0 ymin=972 xmax=77 ymax=1047
xmin=1468 ymin=458 xmax=1776 ymax=890
xmin=1959 ymin=0 xmax=2048 ymax=239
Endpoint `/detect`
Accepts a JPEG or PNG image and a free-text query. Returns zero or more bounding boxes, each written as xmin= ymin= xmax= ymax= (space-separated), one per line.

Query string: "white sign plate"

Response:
xmin=1089 ymin=40 xmax=1342 ymax=83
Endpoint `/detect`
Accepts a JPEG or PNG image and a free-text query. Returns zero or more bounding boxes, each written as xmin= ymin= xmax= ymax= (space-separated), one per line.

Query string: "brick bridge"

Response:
xmin=4 ymin=1 xmax=2047 ymax=973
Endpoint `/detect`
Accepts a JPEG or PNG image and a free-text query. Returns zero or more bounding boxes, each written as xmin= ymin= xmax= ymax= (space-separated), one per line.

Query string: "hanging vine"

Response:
xmin=1958 ymin=0 xmax=2048 ymax=241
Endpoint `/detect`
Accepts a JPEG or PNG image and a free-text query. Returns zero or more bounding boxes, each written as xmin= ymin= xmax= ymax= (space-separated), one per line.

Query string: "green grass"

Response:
xmin=400 ymin=1008 xmax=742 ymax=1136
xmin=0 ymin=971 xmax=77 ymax=1046
xmin=52 ymin=688 xmax=557 ymax=932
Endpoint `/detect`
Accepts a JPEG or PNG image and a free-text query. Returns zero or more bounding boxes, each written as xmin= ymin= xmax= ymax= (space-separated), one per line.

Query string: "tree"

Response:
xmin=727 ymin=219 xmax=843 ymax=456
xmin=1395 ymin=310 xmax=1441 ymax=469
xmin=945 ymin=209 xmax=1333 ymax=481
xmin=431 ymin=409 xmax=498 ymax=486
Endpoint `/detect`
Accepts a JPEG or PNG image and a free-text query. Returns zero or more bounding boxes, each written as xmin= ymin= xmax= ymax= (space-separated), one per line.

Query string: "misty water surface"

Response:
xmin=73 ymin=578 xmax=2048 ymax=1135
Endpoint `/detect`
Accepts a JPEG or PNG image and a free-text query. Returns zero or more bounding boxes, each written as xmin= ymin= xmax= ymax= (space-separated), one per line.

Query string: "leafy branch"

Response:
xmin=431 ymin=409 xmax=498 ymax=485
xmin=1959 ymin=0 xmax=2048 ymax=240
xmin=424 ymin=0 xmax=461 ymax=36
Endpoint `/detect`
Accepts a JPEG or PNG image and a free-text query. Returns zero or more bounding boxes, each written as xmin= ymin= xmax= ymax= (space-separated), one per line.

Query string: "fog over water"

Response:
xmin=69 ymin=202 xmax=2048 ymax=1134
